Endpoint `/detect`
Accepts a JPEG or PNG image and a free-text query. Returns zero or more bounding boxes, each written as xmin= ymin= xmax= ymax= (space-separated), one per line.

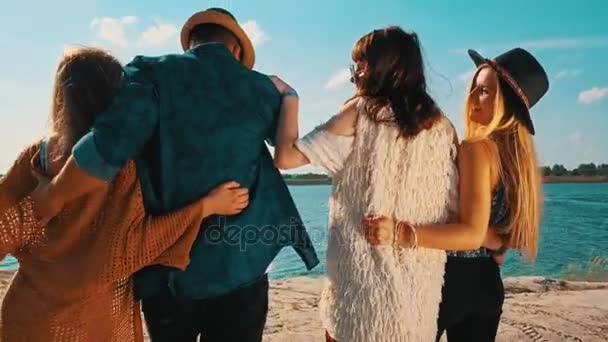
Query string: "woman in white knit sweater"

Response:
xmin=272 ymin=26 xmax=462 ymax=342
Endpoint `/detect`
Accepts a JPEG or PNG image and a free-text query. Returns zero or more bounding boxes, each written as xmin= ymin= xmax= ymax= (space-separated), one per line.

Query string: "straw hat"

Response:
xmin=180 ymin=8 xmax=255 ymax=69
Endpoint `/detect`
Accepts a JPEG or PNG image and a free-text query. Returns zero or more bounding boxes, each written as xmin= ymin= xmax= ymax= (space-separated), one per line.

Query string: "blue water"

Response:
xmin=2 ymin=183 xmax=607 ymax=279
xmin=268 ymin=183 xmax=608 ymax=279
xmin=0 ymin=255 xmax=17 ymax=270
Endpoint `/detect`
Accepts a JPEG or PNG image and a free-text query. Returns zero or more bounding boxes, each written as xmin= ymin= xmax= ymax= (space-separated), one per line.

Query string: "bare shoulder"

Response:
xmin=459 ymin=138 xmax=498 ymax=171
xmin=321 ymin=96 xmax=360 ymax=137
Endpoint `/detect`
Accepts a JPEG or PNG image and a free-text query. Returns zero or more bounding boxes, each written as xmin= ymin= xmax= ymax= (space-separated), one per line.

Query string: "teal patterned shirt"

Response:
xmin=72 ymin=43 xmax=319 ymax=299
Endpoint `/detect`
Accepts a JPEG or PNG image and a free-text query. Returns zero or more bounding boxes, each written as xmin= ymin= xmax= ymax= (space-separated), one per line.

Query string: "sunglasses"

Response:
xmin=349 ymin=63 xmax=365 ymax=84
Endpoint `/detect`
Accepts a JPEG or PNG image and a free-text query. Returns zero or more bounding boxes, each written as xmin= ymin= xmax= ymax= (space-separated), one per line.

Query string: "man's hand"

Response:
xmin=492 ymin=251 xmax=507 ymax=265
xmin=482 ymin=229 xmax=503 ymax=250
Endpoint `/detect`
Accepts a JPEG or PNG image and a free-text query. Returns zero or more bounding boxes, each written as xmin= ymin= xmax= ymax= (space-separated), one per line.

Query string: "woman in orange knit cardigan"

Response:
xmin=0 ymin=46 xmax=249 ymax=341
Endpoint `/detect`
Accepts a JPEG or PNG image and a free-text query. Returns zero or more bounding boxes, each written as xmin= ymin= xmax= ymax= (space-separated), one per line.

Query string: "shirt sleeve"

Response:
xmin=72 ymin=61 xmax=160 ymax=181
xmin=295 ymin=128 xmax=354 ymax=177
xmin=0 ymin=196 xmax=46 ymax=259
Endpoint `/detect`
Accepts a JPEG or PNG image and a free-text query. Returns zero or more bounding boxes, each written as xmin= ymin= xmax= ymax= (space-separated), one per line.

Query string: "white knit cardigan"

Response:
xmin=296 ymin=99 xmax=459 ymax=342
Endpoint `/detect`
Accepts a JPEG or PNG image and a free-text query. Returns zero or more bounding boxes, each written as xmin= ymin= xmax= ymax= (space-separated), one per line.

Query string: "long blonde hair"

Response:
xmin=464 ymin=65 xmax=542 ymax=260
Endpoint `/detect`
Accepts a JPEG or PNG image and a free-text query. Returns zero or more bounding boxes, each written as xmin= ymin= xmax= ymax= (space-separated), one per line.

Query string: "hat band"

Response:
xmin=486 ymin=59 xmax=530 ymax=108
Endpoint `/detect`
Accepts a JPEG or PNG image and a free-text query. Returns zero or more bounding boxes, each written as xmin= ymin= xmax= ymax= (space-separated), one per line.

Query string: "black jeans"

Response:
xmin=142 ymin=275 xmax=269 ymax=342
xmin=436 ymin=257 xmax=504 ymax=342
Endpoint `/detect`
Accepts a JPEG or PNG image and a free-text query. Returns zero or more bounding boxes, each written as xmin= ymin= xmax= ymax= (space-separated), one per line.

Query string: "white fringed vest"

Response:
xmin=319 ymin=100 xmax=459 ymax=341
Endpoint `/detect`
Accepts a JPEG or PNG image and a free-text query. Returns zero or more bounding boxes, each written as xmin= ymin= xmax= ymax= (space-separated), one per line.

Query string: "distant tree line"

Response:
xmin=542 ymin=163 xmax=608 ymax=177
xmin=282 ymin=173 xmax=330 ymax=180
xmin=4 ymin=166 xmax=607 ymax=181
xmin=282 ymin=163 xmax=608 ymax=180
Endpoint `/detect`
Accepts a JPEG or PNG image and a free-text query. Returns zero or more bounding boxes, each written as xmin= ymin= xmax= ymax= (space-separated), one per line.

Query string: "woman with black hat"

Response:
xmin=364 ymin=47 xmax=549 ymax=341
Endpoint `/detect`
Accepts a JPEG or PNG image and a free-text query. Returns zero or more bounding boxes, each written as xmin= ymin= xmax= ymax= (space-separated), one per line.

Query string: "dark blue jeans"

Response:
xmin=142 ymin=274 xmax=269 ymax=342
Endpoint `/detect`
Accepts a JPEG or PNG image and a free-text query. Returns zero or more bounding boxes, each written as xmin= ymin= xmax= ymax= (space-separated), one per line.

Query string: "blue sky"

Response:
xmin=1 ymin=0 xmax=607 ymax=173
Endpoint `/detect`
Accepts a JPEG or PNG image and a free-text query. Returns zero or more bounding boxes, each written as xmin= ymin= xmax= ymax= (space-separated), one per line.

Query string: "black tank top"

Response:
xmin=446 ymin=182 xmax=510 ymax=258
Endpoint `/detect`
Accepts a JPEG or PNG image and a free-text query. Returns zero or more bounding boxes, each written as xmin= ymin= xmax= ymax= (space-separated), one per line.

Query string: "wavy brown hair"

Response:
xmin=49 ymin=46 xmax=123 ymax=161
xmin=352 ymin=26 xmax=440 ymax=137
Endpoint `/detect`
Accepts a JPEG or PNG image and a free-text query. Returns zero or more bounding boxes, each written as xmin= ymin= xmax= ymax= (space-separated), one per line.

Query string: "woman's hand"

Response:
xmin=269 ymin=75 xmax=297 ymax=97
xmin=361 ymin=215 xmax=395 ymax=245
xmin=203 ymin=181 xmax=249 ymax=216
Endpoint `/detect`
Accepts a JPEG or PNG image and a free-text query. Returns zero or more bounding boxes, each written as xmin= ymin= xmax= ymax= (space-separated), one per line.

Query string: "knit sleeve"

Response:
xmin=0 ymin=144 xmax=45 ymax=259
xmin=91 ymin=164 xmax=208 ymax=284
xmin=121 ymin=199 xmax=207 ymax=275
xmin=295 ymin=128 xmax=354 ymax=176
xmin=0 ymin=196 xmax=46 ymax=259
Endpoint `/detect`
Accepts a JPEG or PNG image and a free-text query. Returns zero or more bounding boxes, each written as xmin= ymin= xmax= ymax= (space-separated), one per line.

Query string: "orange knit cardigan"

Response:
xmin=0 ymin=141 xmax=208 ymax=341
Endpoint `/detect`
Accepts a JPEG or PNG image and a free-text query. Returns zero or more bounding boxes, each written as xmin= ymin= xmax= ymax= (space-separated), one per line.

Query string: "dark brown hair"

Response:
xmin=352 ymin=26 xmax=440 ymax=137
xmin=189 ymin=23 xmax=239 ymax=48
xmin=50 ymin=47 xmax=123 ymax=159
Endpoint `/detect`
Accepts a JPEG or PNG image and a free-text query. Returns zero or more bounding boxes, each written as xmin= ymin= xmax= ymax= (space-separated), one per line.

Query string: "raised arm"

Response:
xmin=273 ymin=75 xmax=358 ymax=171
xmin=271 ymin=76 xmax=308 ymax=169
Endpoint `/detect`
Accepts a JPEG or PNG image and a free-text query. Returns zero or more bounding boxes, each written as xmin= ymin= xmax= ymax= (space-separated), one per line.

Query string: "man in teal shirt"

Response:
xmin=32 ymin=8 xmax=318 ymax=342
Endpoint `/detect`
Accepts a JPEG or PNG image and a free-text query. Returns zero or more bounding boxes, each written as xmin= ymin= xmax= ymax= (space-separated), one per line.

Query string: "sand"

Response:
xmin=263 ymin=276 xmax=608 ymax=342
xmin=1 ymin=271 xmax=606 ymax=341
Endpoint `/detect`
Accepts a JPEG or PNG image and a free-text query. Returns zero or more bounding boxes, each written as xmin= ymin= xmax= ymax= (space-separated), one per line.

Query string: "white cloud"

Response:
xmin=241 ymin=20 xmax=268 ymax=47
xmin=519 ymin=37 xmax=608 ymax=50
xmin=90 ymin=16 xmax=138 ymax=47
xmin=555 ymin=69 xmax=582 ymax=80
xmin=139 ymin=22 xmax=178 ymax=47
xmin=458 ymin=69 xmax=475 ymax=83
xmin=578 ymin=87 xmax=608 ymax=104
xmin=568 ymin=132 xmax=582 ymax=144
xmin=324 ymin=68 xmax=351 ymax=91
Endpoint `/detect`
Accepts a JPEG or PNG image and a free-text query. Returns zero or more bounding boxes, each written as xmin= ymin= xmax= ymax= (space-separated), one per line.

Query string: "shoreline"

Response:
xmin=543 ymin=175 xmax=608 ymax=183
xmin=285 ymin=176 xmax=608 ymax=186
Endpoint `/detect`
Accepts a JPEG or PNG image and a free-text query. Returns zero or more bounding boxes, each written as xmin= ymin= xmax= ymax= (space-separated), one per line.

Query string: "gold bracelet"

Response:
xmin=409 ymin=222 xmax=418 ymax=249
xmin=396 ymin=221 xmax=418 ymax=249
xmin=392 ymin=221 xmax=399 ymax=249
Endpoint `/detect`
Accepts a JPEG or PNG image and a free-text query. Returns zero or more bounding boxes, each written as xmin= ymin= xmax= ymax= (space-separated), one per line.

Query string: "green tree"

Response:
xmin=551 ymin=164 xmax=568 ymax=176
xmin=577 ymin=163 xmax=597 ymax=176
xmin=598 ymin=164 xmax=608 ymax=176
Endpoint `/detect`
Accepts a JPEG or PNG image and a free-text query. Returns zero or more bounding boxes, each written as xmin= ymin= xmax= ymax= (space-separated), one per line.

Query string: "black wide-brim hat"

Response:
xmin=468 ymin=48 xmax=549 ymax=135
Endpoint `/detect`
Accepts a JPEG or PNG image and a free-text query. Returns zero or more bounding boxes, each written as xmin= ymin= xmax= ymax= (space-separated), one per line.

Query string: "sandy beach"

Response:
xmin=263 ymin=276 xmax=608 ymax=342
xmin=1 ymin=271 xmax=606 ymax=341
